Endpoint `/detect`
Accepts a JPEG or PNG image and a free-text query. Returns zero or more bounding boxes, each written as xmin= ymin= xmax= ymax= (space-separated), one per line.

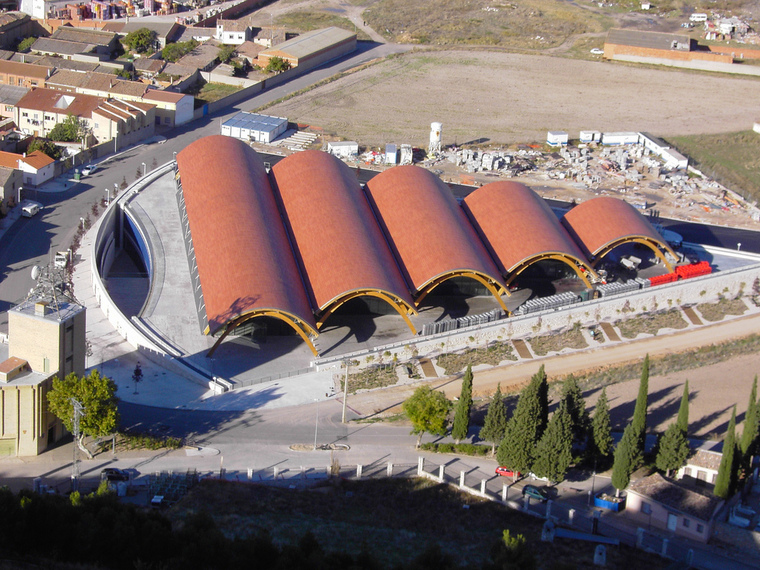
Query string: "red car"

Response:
xmin=495 ymin=466 xmax=521 ymax=478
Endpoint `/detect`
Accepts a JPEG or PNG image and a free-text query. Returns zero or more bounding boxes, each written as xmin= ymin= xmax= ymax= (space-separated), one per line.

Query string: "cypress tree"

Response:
xmin=739 ymin=376 xmax=758 ymax=466
xmin=531 ymin=402 xmax=574 ymax=484
xmin=611 ymin=423 xmax=638 ymax=495
xmin=561 ymin=374 xmax=590 ymax=449
xmin=591 ymin=387 xmax=613 ymax=466
xmin=496 ymin=368 xmax=546 ymax=472
xmin=480 ymin=383 xmax=509 ymax=455
xmin=536 ymin=364 xmax=549 ymax=438
xmin=656 ymin=421 xmax=690 ymax=477
xmin=451 ymin=365 xmax=473 ymax=443
xmin=630 ymin=354 xmax=650 ymax=467
xmin=714 ymin=407 xmax=737 ymax=499
xmin=676 ymin=381 xmax=690 ymax=436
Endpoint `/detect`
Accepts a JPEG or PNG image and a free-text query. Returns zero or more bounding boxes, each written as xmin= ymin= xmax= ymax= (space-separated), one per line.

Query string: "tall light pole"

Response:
xmin=341 ymin=360 xmax=349 ymax=423
xmin=71 ymin=398 xmax=84 ymax=492
xmin=313 ymin=399 xmax=320 ymax=450
xmin=104 ymin=188 xmax=110 ymax=205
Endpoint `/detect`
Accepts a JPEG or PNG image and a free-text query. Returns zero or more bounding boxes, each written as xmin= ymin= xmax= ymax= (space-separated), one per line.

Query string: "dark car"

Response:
xmin=495 ymin=466 xmax=521 ymax=478
xmin=522 ymin=484 xmax=549 ymax=502
xmin=100 ymin=468 xmax=129 ymax=482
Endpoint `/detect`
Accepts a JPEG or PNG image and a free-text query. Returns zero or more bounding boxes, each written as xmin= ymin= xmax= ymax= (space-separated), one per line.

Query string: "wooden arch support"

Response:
xmin=504 ymin=252 xmax=596 ymax=289
xmin=414 ymin=270 xmax=509 ymax=312
xmin=591 ymin=236 xmax=676 ymax=272
xmin=316 ymin=289 xmax=418 ymax=334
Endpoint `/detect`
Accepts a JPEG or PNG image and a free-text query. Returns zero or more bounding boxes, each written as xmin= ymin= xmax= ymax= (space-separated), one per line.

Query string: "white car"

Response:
xmin=81 ymin=165 xmax=97 ymax=176
xmin=590 ymin=48 xmax=604 ymax=55
xmin=21 ymin=201 xmax=41 ymax=217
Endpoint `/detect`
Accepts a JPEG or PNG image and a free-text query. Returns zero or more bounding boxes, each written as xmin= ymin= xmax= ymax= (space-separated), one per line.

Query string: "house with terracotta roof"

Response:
xmin=0 ymin=60 xmax=52 ymax=89
xmin=215 ymin=19 xmax=253 ymax=45
xmin=0 ymin=12 xmax=47 ymax=50
xmin=14 ymin=88 xmax=155 ymax=151
xmin=30 ymin=26 xmax=120 ymax=62
xmin=625 ymin=473 xmax=724 ymax=543
xmin=0 ymin=149 xmax=54 ymax=186
xmin=0 ymin=164 xmax=22 ymax=213
xmin=142 ymin=89 xmax=193 ymax=127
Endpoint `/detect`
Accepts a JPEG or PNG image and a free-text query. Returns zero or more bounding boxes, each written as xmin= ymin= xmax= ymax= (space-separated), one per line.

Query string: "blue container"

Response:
xmin=594 ymin=494 xmax=626 ymax=512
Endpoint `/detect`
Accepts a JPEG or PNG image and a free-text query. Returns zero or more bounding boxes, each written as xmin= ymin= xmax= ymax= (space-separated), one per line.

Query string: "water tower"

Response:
xmin=428 ymin=122 xmax=442 ymax=156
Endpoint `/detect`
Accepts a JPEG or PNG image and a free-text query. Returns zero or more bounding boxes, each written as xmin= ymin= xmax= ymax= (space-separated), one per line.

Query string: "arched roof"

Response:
xmin=271 ymin=150 xmax=417 ymax=330
xmin=463 ymin=181 xmax=596 ymax=285
xmin=561 ymin=197 xmax=677 ymax=268
xmin=176 ymin=136 xmax=318 ymax=351
xmin=364 ymin=165 xmax=507 ymax=309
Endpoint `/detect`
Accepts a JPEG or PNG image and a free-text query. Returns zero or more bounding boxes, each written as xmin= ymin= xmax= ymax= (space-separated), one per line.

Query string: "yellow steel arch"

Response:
xmin=317 ymin=289 xmax=418 ymax=334
xmin=207 ymin=309 xmax=319 ymax=357
xmin=415 ymin=270 xmax=510 ymax=312
xmin=591 ymin=236 xmax=676 ymax=272
xmin=504 ymin=253 xmax=596 ymax=289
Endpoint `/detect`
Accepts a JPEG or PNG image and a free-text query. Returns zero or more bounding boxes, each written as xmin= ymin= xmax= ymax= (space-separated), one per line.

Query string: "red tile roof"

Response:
xmin=272 ymin=150 xmax=415 ymax=314
xmin=464 ymin=181 xmax=590 ymax=275
xmin=16 ymin=87 xmax=104 ymax=118
xmin=176 ymin=136 xmax=316 ymax=335
xmin=365 ymin=165 xmax=505 ymax=297
xmin=0 ymin=59 xmax=51 ymax=80
xmin=0 ymin=150 xmax=53 ymax=170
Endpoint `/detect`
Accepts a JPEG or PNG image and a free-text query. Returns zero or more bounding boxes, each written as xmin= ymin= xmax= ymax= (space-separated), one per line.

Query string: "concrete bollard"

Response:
xmin=247 ymin=468 xmax=253 ymax=481
xmin=636 ymin=528 xmax=644 ymax=548
xmin=460 ymin=471 xmax=465 ymax=488
xmin=546 ymin=499 xmax=552 ymax=520
xmin=417 ymin=456 xmax=424 ymax=476
xmin=326 ymin=466 xmax=331 ymax=477
xmin=356 ymin=465 xmax=362 ymax=478
xmin=686 ymin=549 xmax=694 ymax=566
xmin=568 ymin=509 xmax=575 ymax=526
xmin=502 ymin=484 xmax=508 ymax=502
xmin=480 ymin=479 xmax=486 ymax=494
xmin=273 ymin=466 xmax=278 ymax=479
xmin=387 ymin=462 xmax=393 ymax=477
xmin=661 ymin=539 xmax=668 ymax=557
xmin=438 ymin=465 xmax=444 ymax=481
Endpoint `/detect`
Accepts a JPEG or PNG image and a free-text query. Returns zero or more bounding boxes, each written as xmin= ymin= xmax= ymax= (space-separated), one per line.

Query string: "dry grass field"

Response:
xmin=264 ymin=49 xmax=760 ymax=148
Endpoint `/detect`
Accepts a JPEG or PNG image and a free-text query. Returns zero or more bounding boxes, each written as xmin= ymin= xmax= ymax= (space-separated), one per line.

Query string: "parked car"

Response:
xmin=590 ymin=48 xmax=604 ymax=55
xmin=495 ymin=466 xmax=521 ymax=478
xmin=81 ymin=165 xmax=97 ymax=176
xmin=522 ymin=484 xmax=549 ymax=502
xmin=100 ymin=467 xmax=129 ymax=482
xmin=21 ymin=202 xmax=41 ymax=217
xmin=529 ymin=472 xmax=550 ymax=482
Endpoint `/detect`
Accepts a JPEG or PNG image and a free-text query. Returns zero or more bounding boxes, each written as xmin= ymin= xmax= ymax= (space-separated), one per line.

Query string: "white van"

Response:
xmin=21 ymin=203 xmax=40 ymax=217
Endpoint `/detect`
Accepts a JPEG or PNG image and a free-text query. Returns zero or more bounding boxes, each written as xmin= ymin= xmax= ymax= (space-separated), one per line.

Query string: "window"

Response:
xmin=683 ymin=519 xmax=690 ymax=528
xmin=30 ymin=81 xmax=37 ymax=87
xmin=94 ymin=123 xmax=99 ymax=128
xmin=21 ymin=112 xmax=28 ymax=117
xmin=696 ymin=524 xmax=704 ymax=533
xmin=164 ymin=117 xmax=170 ymax=124
xmin=641 ymin=502 xmax=651 ymax=515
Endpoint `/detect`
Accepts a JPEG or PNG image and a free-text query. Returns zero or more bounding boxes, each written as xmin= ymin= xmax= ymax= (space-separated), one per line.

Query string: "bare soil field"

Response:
xmin=264 ymin=50 xmax=760 ymax=147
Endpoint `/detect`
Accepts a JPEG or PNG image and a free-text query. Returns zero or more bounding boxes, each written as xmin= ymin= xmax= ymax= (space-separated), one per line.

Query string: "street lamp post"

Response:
xmin=341 ymin=360 xmax=349 ymax=423
xmin=104 ymin=188 xmax=110 ymax=205
xmin=313 ymin=399 xmax=320 ymax=450
xmin=142 ymin=162 xmax=147 ymax=176
xmin=80 ymin=217 xmax=85 ymax=231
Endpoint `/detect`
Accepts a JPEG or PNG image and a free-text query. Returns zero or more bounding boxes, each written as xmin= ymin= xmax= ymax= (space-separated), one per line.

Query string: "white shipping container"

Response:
xmin=601 ymin=132 xmax=639 ymax=145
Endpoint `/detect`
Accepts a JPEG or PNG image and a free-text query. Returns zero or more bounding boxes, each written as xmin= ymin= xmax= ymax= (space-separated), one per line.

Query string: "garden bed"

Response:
xmin=529 ymin=325 xmax=588 ymax=356
xmin=436 ymin=342 xmax=517 ymax=375
xmin=696 ymin=297 xmax=748 ymax=322
xmin=616 ymin=309 xmax=688 ymax=339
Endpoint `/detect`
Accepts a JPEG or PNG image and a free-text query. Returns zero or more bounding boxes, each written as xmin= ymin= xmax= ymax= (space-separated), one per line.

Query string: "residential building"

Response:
xmin=176 ymin=42 xmax=221 ymax=72
xmin=133 ymin=57 xmax=166 ymax=80
xmin=0 ymin=60 xmax=52 ymax=89
xmin=142 ymin=89 xmax=193 ymax=127
xmin=101 ymin=21 xmax=183 ymax=49
xmin=0 ymin=296 xmax=87 ymax=457
xmin=626 ymin=473 xmax=724 ymax=543
xmin=215 ymin=19 xmax=252 ymax=45
xmin=0 ymin=11 xmax=48 ymax=48
xmin=677 ymin=449 xmax=722 ymax=488
xmin=257 ymin=27 xmax=357 ymax=71
xmin=31 ymin=26 xmax=120 ymax=61
xmin=236 ymin=40 xmax=264 ymax=65
xmin=0 ymin=164 xmax=22 ymax=213
xmin=0 ymin=84 xmax=30 ymax=119
xmin=0 ymin=149 xmax=54 ymax=186
xmin=14 ymin=88 xmax=156 ymax=151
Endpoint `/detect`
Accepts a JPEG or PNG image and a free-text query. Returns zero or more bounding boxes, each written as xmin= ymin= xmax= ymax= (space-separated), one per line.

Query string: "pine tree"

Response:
xmin=612 ymin=423 xmax=638 ymax=495
xmin=480 ymin=383 xmax=509 ymax=455
xmin=656 ymin=422 xmax=690 ymax=477
xmin=531 ymin=402 xmax=574 ymax=484
xmin=561 ymin=374 xmax=590 ymax=449
xmin=451 ymin=365 xmax=473 ymax=443
xmin=591 ymin=387 xmax=613 ymax=466
xmin=714 ymin=407 xmax=737 ymax=499
xmin=496 ymin=368 xmax=547 ymax=472
xmin=676 ymin=381 xmax=690 ymax=436
xmin=630 ymin=354 xmax=650 ymax=468
xmin=739 ymin=376 xmax=758 ymax=468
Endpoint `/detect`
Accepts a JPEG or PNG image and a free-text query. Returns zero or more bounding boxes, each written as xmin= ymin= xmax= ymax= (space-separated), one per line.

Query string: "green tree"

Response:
xmin=218 ymin=44 xmax=236 ymax=63
xmin=676 ymin=380 xmax=690 ymax=435
xmin=451 ymin=365 xmax=473 ymax=443
xmin=161 ymin=39 xmax=198 ymax=62
xmin=656 ymin=421 xmax=690 ymax=477
xmin=123 ymin=28 xmax=157 ymax=53
xmin=265 ymin=55 xmax=291 ymax=73
xmin=740 ymin=376 xmax=758 ymax=469
xmin=49 ymin=114 xmax=87 ymax=143
xmin=630 ymin=354 xmax=650 ymax=468
xmin=714 ymin=407 xmax=738 ymax=499
xmin=47 ymin=370 xmax=119 ymax=459
xmin=488 ymin=529 xmax=536 ymax=570
xmin=402 ymin=386 xmax=451 ymax=448
xmin=590 ymin=387 xmax=613 ymax=466
xmin=480 ymin=383 xmax=509 ymax=455
xmin=17 ymin=36 xmax=36 ymax=52
xmin=561 ymin=374 xmax=590 ymax=449
xmin=611 ymin=423 xmax=638 ymax=495
xmin=496 ymin=366 xmax=548 ymax=473
xmin=27 ymin=137 xmax=62 ymax=160
xmin=531 ymin=402 xmax=573 ymax=484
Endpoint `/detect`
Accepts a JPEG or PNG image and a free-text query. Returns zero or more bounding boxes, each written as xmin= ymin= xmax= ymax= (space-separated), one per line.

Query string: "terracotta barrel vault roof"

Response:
xmin=365 ymin=165 xmax=507 ymax=306
xmin=271 ymin=150 xmax=416 ymax=326
xmin=561 ymin=196 xmax=670 ymax=260
xmin=176 ymin=136 xmax=317 ymax=339
xmin=463 ymin=181 xmax=592 ymax=276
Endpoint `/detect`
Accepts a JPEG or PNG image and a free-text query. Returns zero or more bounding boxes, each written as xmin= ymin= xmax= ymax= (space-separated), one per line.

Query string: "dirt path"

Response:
xmin=349 ymin=311 xmax=760 ymax=439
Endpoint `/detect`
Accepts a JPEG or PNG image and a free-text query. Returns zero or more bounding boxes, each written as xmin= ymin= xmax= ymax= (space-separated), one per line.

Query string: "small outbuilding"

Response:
xmin=547 ymin=131 xmax=568 ymax=147
xmin=220 ymin=111 xmax=288 ymax=143
xmin=327 ymin=141 xmax=359 ymax=158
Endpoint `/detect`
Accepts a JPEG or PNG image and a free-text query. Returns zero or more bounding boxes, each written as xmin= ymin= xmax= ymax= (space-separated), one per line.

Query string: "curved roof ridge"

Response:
xmin=464 ymin=181 xmax=592 ymax=275
xmin=365 ymin=165 xmax=506 ymax=306
xmin=271 ymin=150 xmax=416 ymax=327
xmin=176 ymin=136 xmax=317 ymax=342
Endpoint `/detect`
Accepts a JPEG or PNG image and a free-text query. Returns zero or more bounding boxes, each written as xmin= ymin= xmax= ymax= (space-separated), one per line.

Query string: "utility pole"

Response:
xmin=341 ymin=359 xmax=349 ymax=423
xmin=71 ymin=398 xmax=84 ymax=492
